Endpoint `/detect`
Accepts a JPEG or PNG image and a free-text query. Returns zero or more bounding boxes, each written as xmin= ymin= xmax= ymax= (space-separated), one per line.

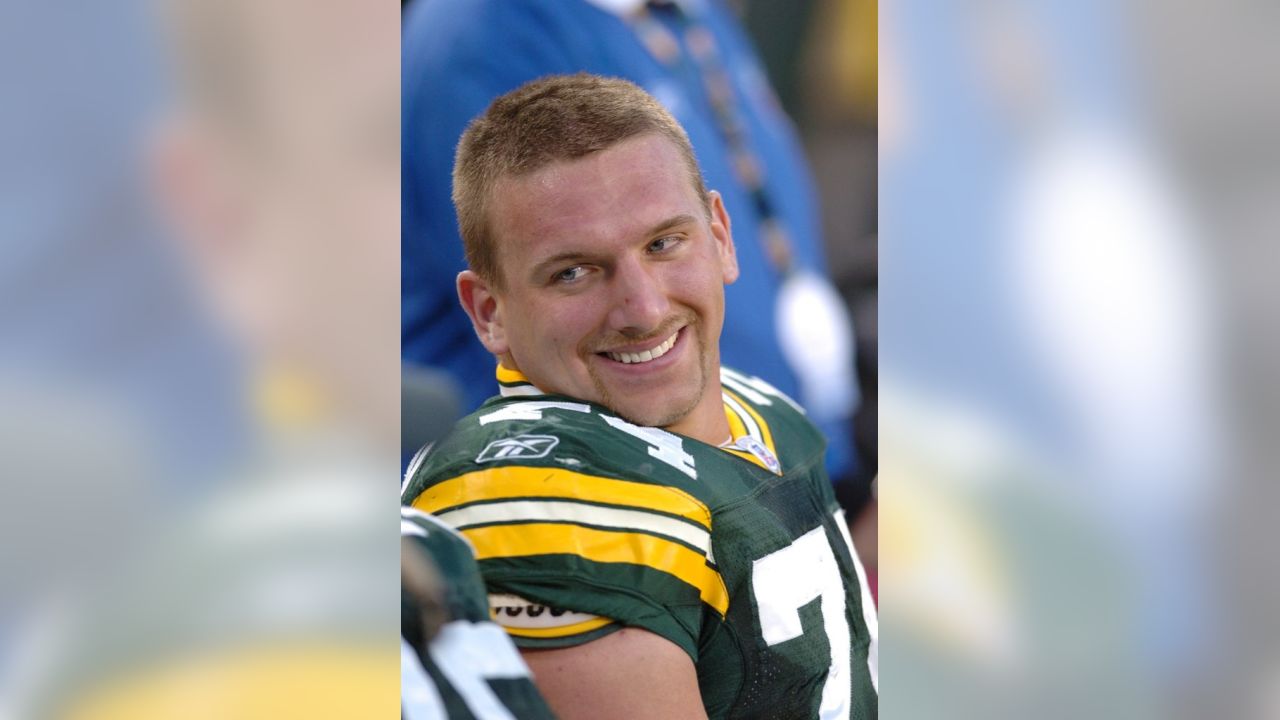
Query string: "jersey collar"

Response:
xmin=720 ymin=389 xmax=782 ymax=474
xmin=496 ymin=364 xmax=545 ymax=398
xmin=493 ymin=365 xmax=782 ymax=474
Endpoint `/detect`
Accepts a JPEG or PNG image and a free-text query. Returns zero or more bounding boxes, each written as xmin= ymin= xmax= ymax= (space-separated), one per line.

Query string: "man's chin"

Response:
xmin=603 ymin=393 xmax=700 ymax=430
xmin=588 ymin=359 xmax=709 ymax=430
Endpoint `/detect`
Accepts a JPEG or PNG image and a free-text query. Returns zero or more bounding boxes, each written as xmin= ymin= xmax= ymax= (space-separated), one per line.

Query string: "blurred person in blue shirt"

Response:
xmin=0 ymin=2 xmax=246 ymax=488
xmin=402 ymin=0 xmax=866 ymax=491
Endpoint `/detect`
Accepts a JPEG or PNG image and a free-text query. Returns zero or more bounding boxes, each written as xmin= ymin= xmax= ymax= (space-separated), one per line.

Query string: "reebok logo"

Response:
xmin=476 ymin=434 xmax=559 ymax=463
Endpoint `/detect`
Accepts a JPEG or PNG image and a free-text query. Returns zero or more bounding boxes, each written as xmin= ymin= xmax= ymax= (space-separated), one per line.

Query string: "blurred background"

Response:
xmin=881 ymin=0 xmax=1267 ymax=718
xmin=1 ymin=0 xmax=1277 ymax=717
xmin=0 ymin=1 xmax=400 ymax=717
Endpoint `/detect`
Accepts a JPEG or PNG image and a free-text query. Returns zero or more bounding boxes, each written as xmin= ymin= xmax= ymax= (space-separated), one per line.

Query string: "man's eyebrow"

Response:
xmin=529 ymin=250 xmax=591 ymax=280
xmin=527 ymin=215 xmax=700 ymax=282
xmin=644 ymin=214 xmax=699 ymax=238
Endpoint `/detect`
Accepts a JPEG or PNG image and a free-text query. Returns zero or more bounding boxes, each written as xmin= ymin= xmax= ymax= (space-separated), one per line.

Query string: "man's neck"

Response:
xmin=660 ymin=387 xmax=732 ymax=447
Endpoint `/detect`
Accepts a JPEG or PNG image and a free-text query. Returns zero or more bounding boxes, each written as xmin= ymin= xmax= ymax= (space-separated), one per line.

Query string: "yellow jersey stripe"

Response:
xmin=723 ymin=398 xmax=749 ymax=441
xmin=724 ymin=389 xmax=776 ymax=456
xmin=500 ymin=615 xmax=615 ymax=639
xmin=722 ymin=390 xmax=764 ymax=444
xmin=463 ymin=522 xmax=730 ymax=615
xmin=411 ymin=466 xmax=712 ymax=530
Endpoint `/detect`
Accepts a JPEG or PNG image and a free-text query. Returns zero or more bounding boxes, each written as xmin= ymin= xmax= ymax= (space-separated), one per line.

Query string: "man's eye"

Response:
xmin=554 ymin=266 xmax=588 ymax=283
xmin=648 ymin=236 xmax=681 ymax=253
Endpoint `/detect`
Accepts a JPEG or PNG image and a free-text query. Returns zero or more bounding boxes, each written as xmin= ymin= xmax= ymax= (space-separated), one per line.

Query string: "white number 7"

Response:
xmin=752 ymin=517 xmax=878 ymax=720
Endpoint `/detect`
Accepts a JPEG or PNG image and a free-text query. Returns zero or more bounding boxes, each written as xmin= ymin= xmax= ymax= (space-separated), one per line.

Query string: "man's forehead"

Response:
xmin=489 ymin=134 xmax=700 ymax=244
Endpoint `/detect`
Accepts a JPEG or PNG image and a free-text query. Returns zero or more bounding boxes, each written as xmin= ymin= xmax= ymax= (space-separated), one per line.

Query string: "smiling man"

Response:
xmin=402 ymin=74 xmax=877 ymax=720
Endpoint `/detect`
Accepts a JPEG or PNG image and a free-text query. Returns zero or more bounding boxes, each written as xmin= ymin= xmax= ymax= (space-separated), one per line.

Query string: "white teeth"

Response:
xmin=606 ymin=331 xmax=678 ymax=365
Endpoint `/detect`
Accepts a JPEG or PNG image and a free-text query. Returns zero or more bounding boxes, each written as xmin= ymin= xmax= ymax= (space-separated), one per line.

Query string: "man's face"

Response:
xmin=473 ymin=133 xmax=738 ymax=436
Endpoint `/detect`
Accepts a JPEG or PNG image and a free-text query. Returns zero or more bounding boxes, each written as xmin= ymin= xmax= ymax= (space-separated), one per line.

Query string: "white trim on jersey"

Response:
xmin=402 ymin=442 xmax=435 ymax=500
xmin=722 ymin=391 xmax=766 ymax=445
xmin=436 ymin=499 xmax=711 ymax=556
xmin=835 ymin=509 xmax=879 ymax=694
xmin=497 ymin=383 xmax=543 ymax=398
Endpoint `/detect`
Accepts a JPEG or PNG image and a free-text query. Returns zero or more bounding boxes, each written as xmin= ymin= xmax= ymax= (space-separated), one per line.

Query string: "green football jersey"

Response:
xmin=403 ymin=367 xmax=878 ymax=720
xmin=402 ymin=507 xmax=557 ymax=719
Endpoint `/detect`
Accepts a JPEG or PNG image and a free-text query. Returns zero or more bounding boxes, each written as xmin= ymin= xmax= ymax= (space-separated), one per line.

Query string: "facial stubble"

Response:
xmin=587 ymin=321 xmax=711 ymax=431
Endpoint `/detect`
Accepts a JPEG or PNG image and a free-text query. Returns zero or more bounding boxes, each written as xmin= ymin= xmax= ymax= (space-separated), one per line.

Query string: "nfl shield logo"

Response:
xmin=737 ymin=435 xmax=781 ymax=474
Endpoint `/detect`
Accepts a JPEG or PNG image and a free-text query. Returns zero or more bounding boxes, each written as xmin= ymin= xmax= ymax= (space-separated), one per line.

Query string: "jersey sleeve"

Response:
xmin=486 ymin=591 xmax=623 ymax=649
xmin=403 ymin=405 xmax=728 ymax=659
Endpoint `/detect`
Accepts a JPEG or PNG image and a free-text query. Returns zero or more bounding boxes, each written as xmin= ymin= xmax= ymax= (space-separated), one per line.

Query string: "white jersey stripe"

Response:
xmin=437 ymin=499 xmax=712 ymax=555
xmin=497 ymin=383 xmax=543 ymax=398
xmin=403 ymin=442 xmax=436 ymax=498
xmin=835 ymin=509 xmax=878 ymax=694
xmin=722 ymin=392 xmax=764 ymax=445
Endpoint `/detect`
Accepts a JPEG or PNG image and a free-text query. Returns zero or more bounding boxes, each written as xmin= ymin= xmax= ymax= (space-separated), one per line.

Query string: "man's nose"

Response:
xmin=607 ymin=259 xmax=669 ymax=334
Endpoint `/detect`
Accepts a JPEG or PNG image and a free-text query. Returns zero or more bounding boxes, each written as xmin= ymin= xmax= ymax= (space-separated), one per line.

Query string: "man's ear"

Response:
xmin=707 ymin=190 xmax=739 ymax=285
xmin=457 ymin=270 xmax=510 ymax=355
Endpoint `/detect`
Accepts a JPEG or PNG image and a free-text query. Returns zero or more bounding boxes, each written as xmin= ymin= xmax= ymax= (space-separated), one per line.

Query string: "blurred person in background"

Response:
xmin=879 ymin=0 xmax=1220 ymax=717
xmin=0 ymin=2 xmax=245 ymax=711
xmin=8 ymin=1 xmax=402 ymax=716
xmin=401 ymin=0 xmax=875 ymax=562
xmin=981 ymin=0 xmax=1218 ymax=692
xmin=0 ymin=5 xmax=246 ymax=488
xmin=156 ymin=0 xmax=401 ymax=448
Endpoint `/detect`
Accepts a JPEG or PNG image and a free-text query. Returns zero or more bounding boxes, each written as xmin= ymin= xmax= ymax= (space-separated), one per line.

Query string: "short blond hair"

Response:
xmin=451 ymin=74 xmax=709 ymax=286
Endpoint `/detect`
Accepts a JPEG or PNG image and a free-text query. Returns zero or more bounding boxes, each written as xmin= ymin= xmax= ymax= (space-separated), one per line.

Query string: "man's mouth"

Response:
xmin=600 ymin=330 xmax=679 ymax=365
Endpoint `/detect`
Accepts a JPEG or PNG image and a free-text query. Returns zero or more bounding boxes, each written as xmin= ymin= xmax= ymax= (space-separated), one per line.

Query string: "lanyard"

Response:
xmin=630 ymin=1 xmax=797 ymax=277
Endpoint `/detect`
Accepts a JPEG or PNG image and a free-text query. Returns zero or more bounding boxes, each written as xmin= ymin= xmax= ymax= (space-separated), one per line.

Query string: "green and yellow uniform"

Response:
xmin=403 ymin=367 xmax=878 ymax=719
